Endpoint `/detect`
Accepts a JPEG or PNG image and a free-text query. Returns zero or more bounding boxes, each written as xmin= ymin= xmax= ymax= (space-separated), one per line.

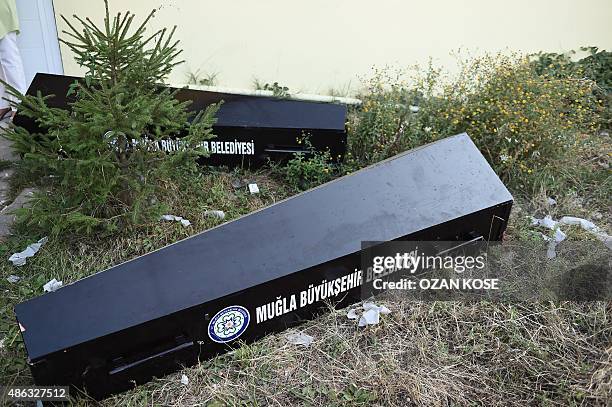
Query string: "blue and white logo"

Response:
xmin=208 ymin=305 xmax=250 ymax=343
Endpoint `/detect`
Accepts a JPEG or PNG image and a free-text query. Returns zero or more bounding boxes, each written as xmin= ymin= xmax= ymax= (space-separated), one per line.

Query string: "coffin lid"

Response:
xmin=15 ymin=133 xmax=512 ymax=360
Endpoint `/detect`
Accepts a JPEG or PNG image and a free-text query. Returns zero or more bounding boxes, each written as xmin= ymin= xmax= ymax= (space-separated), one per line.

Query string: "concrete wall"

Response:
xmin=52 ymin=0 xmax=612 ymax=94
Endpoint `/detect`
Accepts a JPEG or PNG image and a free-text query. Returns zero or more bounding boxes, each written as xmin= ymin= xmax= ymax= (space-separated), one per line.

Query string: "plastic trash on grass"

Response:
xmin=346 ymin=302 xmax=391 ymax=327
xmin=203 ymin=210 xmax=225 ymax=220
xmin=7 ymin=275 xmax=20 ymax=283
xmin=43 ymin=278 xmax=63 ymax=293
xmin=531 ymin=215 xmax=612 ymax=252
xmin=9 ymin=237 xmax=48 ymax=267
xmin=546 ymin=228 xmax=567 ymax=259
xmin=531 ymin=215 xmax=558 ymax=230
xmin=180 ymin=374 xmax=189 ymax=385
xmin=286 ymin=331 xmax=314 ymax=347
xmin=161 ymin=214 xmax=191 ymax=227
xmin=248 ymin=183 xmax=260 ymax=194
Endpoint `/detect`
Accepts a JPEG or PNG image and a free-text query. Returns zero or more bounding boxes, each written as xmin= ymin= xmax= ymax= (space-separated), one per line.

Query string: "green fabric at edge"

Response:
xmin=0 ymin=0 xmax=19 ymax=39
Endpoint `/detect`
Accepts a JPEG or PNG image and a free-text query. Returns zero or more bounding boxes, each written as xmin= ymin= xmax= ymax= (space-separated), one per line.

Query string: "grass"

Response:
xmin=98 ymin=300 xmax=610 ymax=406
xmin=0 ymin=162 xmax=610 ymax=405
xmin=0 ymin=168 xmax=294 ymax=391
xmin=0 ymin=121 xmax=610 ymax=406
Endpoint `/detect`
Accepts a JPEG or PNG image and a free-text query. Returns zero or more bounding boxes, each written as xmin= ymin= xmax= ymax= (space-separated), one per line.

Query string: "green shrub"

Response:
xmin=283 ymin=137 xmax=335 ymax=191
xmin=347 ymin=53 xmax=602 ymax=190
xmin=531 ymin=47 xmax=612 ymax=93
xmin=530 ymin=47 xmax=611 ymax=130
xmin=579 ymin=47 xmax=612 ymax=94
xmin=346 ymin=68 xmax=426 ymax=167
xmin=2 ymin=1 xmax=219 ymax=236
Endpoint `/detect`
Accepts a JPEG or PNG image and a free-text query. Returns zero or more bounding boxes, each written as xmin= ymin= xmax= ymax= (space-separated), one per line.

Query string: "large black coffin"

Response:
xmin=13 ymin=73 xmax=347 ymax=167
xmin=15 ymin=134 xmax=512 ymax=399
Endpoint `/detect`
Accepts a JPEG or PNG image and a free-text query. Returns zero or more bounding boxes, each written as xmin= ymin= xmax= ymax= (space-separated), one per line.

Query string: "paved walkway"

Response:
xmin=0 ymin=120 xmax=33 ymax=240
xmin=0 ymin=121 xmax=15 ymax=207
xmin=0 ymin=121 xmax=18 ymax=162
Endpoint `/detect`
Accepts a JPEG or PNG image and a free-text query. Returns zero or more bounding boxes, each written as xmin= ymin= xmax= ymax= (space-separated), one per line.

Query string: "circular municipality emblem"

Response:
xmin=208 ymin=305 xmax=250 ymax=343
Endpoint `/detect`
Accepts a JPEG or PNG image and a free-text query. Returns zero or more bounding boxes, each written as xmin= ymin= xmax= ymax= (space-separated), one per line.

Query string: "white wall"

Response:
xmin=52 ymin=0 xmax=612 ymax=94
xmin=16 ymin=0 xmax=63 ymax=87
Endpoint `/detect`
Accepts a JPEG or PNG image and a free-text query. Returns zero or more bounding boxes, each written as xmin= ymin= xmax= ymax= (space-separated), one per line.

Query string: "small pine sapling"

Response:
xmin=2 ymin=1 xmax=219 ymax=235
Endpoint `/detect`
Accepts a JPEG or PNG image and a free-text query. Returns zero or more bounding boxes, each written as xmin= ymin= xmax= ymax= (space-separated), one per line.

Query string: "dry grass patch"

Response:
xmin=101 ymin=300 xmax=610 ymax=407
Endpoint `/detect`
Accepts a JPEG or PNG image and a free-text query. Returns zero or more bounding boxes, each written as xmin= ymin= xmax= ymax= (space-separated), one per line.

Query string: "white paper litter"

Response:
xmin=346 ymin=308 xmax=360 ymax=320
xmin=43 ymin=278 xmax=63 ymax=293
xmin=161 ymin=214 xmax=191 ymax=227
xmin=203 ymin=210 xmax=225 ymax=220
xmin=347 ymin=302 xmax=391 ymax=327
xmin=359 ymin=303 xmax=391 ymax=327
xmin=547 ymin=197 xmax=557 ymax=206
xmin=557 ymin=217 xmax=612 ymax=249
xmin=363 ymin=301 xmax=390 ymax=313
xmin=180 ymin=374 xmax=189 ymax=385
xmin=409 ymin=105 xmax=420 ymax=113
xmin=248 ymin=183 xmax=260 ymax=194
xmin=531 ymin=215 xmax=612 ymax=251
xmin=359 ymin=309 xmax=381 ymax=327
xmin=531 ymin=215 xmax=558 ymax=230
xmin=553 ymin=228 xmax=566 ymax=242
xmin=286 ymin=331 xmax=314 ymax=347
xmin=6 ymin=275 xmax=20 ymax=283
xmin=546 ymin=228 xmax=567 ymax=259
xmin=559 ymin=216 xmax=597 ymax=231
xmin=0 ymin=337 xmax=5 ymax=349
xmin=8 ymin=237 xmax=48 ymax=267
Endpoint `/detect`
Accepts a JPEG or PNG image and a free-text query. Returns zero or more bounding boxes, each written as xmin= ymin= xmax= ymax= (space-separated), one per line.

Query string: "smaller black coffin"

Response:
xmin=15 ymin=134 xmax=512 ymax=399
xmin=13 ymin=73 xmax=348 ymax=167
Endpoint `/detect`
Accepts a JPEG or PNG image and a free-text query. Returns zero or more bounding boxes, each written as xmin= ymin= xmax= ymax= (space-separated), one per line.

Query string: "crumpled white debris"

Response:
xmin=43 ymin=278 xmax=63 ymax=293
xmin=360 ymin=309 xmax=382 ymax=326
xmin=546 ymin=228 xmax=567 ymax=259
xmin=559 ymin=216 xmax=597 ymax=230
xmin=409 ymin=105 xmax=420 ymax=113
xmin=248 ymin=183 xmax=260 ymax=194
xmin=286 ymin=331 xmax=314 ymax=347
xmin=531 ymin=215 xmax=612 ymax=251
xmin=180 ymin=374 xmax=189 ymax=385
xmin=346 ymin=308 xmax=360 ymax=320
xmin=161 ymin=214 xmax=191 ymax=227
xmin=347 ymin=302 xmax=391 ymax=327
xmin=547 ymin=197 xmax=557 ymax=206
xmin=203 ymin=210 xmax=225 ymax=220
xmin=8 ymin=237 xmax=48 ymax=267
xmin=559 ymin=217 xmax=612 ymax=249
xmin=531 ymin=215 xmax=558 ymax=230
xmin=6 ymin=275 xmax=20 ymax=283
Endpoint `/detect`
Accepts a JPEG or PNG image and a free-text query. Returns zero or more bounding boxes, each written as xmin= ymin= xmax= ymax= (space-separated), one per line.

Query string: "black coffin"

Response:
xmin=13 ymin=73 xmax=348 ymax=167
xmin=14 ymin=134 xmax=512 ymax=399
